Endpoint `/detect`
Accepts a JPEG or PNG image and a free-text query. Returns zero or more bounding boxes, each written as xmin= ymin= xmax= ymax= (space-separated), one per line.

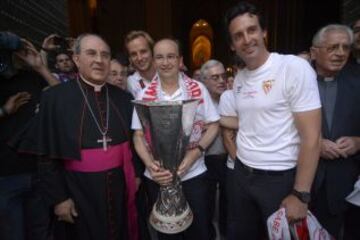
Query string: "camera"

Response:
xmin=53 ymin=36 xmax=69 ymax=51
xmin=0 ymin=32 xmax=22 ymax=73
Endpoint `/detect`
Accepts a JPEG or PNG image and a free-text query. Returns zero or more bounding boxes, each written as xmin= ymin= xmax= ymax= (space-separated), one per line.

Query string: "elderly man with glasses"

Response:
xmin=310 ymin=24 xmax=360 ymax=239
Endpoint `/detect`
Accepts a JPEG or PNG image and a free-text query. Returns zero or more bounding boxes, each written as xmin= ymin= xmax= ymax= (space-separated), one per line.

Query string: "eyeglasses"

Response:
xmin=314 ymin=43 xmax=351 ymax=54
xmin=154 ymin=54 xmax=179 ymax=63
xmin=206 ymin=73 xmax=227 ymax=82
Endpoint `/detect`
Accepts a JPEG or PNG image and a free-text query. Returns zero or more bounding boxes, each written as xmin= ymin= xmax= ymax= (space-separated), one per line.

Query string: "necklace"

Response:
xmin=77 ymin=78 xmax=112 ymax=151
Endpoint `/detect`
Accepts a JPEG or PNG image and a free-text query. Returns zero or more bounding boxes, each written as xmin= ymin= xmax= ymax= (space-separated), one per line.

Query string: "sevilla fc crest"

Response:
xmin=262 ymin=80 xmax=275 ymax=94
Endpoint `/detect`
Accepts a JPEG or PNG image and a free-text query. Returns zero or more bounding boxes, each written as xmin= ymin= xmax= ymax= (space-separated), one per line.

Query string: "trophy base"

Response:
xmin=149 ymin=204 xmax=193 ymax=234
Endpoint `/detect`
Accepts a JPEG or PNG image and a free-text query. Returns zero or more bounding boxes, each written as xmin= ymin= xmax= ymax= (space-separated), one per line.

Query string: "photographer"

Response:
xmin=41 ymin=34 xmax=77 ymax=83
xmin=0 ymin=31 xmax=59 ymax=240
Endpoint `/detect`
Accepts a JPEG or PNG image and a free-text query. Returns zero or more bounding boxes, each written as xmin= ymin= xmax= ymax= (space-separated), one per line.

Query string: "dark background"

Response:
xmin=1 ymin=0 xmax=359 ymax=70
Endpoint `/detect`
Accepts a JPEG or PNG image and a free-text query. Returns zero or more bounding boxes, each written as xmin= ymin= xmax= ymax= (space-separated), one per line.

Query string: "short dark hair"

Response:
xmin=224 ymin=1 xmax=265 ymax=44
xmin=54 ymin=50 xmax=71 ymax=59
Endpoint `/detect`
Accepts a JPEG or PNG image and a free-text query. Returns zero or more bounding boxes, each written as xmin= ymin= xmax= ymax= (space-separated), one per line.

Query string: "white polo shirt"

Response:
xmin=132 ymin=74 xmax=220 ymax=181
xmin=226 ymin=53 xmax=321 ymax=170
xmin=127 ymin=71 xmax=151 ymax=98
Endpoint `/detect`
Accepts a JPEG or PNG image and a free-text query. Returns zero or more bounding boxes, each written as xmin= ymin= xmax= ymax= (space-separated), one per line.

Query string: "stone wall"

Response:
xmin=0 ymin=0 xmax=69 ymax=47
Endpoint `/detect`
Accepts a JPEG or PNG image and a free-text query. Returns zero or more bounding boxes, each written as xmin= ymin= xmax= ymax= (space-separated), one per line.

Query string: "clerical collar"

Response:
xmin=80 ymin=75 xmax=105 ymax=92
xmin=318 ymin=75 xmax=335 ymax=82
xmin=324 ymin=77 xmax=335 ymax=82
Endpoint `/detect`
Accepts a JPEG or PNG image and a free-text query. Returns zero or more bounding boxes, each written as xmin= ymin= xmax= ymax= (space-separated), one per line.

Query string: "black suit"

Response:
xmin=312 ymin=63 xmax=360 ymax=238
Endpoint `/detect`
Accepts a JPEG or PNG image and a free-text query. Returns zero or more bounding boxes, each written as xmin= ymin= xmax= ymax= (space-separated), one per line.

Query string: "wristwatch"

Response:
xmin=291 ymin=189 xmax=311 ymax=204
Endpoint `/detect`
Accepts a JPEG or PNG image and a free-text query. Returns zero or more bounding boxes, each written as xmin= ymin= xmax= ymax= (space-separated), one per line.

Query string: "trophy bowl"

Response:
xmin=133 ymin=99 xmax=199 ymax=234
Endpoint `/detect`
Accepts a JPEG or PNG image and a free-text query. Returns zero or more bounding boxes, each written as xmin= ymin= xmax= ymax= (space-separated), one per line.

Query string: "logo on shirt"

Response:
xmin=242 ymin=90 xmax=258 ymax=99
xmin=262 ymin=80 xmax=275 ymax=95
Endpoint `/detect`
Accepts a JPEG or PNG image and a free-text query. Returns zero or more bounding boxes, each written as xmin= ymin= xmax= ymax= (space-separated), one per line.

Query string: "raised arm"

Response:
xmin=16 ymin=39 xmax=59 ymax=86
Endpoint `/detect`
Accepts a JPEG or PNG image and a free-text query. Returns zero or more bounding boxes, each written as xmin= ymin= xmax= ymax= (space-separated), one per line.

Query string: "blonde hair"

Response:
xmin=124 ymin=30 xmax=154 ymax=52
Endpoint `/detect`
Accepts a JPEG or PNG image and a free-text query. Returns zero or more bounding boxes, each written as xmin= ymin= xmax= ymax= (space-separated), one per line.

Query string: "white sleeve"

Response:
xmin=284 ymin=57 xmax=321 ymax=112
xmin=131 ymin=89 xmax=145 ymax=130
xmin=127 ymin=75 xmax=138 ymax=98
xmin=199 ymin=83 xmax=220 ymax=123
xmin=219 ymin=89 xmax=237 ymax=117
xmin=131 ymin=109 xmax=142 ymax=130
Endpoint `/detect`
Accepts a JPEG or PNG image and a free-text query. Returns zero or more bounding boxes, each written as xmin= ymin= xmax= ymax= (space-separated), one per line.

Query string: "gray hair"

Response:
xmin=312 ymin=24 xmax=354 ymax=46
xmin=73 ymin=33 xmax=110 ymax=54
xmin=200 ymin=59 xmax=224 ymax=82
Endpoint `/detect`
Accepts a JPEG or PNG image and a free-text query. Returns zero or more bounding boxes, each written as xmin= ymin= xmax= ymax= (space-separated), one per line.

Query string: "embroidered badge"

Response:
xmin=262 ymin=80 xmax=275 ymax=94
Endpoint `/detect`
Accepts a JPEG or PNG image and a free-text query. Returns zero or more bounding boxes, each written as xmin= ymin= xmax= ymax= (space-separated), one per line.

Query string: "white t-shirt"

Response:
xmin=127 ymin=71 xmax=151 ymax=98
xmin=132 ymin=74 xmax=220 ymax=181
xmin=219 ymin=89 xmax=237 ymax=169
xmin=225 ymin=53 xmax=321 ymax=170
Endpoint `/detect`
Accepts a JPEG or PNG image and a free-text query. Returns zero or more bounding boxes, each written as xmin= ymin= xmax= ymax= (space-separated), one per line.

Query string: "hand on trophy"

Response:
xmin=148 ymin=160 xmax=173 ymax=186
xmin=177 ymin=148 xmax=201 ymax=177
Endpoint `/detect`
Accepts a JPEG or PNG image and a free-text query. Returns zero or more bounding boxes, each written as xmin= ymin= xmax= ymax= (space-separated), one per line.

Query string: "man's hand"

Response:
xmin=177 ymin=148 xmax=200 ymax=177
xmin=336 ymin=137 xmax=360 ymax=157
xmin=147 ymin=161 xmax=173 ymax=186
xmin=320 ymin=139 xmax=346 ymax=159
xmin=281 ymin=194 xmax=308 ymax=224
xmin=54 ymin=198 xmax=78 ymax=223
xmin=41 ymin=34 xmax=61 ymax=51
xmin=16 ymin=39 xmax=44 ymax=71
xmin=3 ymin=92 xmax=31 ymax=115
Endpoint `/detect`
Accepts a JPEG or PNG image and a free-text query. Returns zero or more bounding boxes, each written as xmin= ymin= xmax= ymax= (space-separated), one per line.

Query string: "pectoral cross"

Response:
xmin=97 ymin=135 xmax=112 ymax=151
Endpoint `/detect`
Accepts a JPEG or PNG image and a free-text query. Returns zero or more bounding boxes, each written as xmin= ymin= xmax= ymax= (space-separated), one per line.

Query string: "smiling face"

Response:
xmin=228 ymin=13 xmax=269 ymax=70
xmin=73 ymin=35 xmax=111 ymax=84
xmin=311 ymin=30 xmax=351 ymax=77
xmin=126 ymin=36 xmax=153 ymax=74
xmin=153 ymin=39 xmax=182 ymax=81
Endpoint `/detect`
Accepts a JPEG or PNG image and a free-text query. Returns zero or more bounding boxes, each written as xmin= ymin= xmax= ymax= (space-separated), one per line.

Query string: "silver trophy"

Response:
xmin=133 ymin=99 xmax=199 ymax=234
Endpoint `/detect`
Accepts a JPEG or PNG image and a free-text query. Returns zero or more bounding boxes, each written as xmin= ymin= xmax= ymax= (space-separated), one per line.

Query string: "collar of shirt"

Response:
xmin=317 ymin=75 xmax=336 ymax=82
xmin=80 ymin=75 xmax=105 ymax=92
xmin=324 ymin=77 xmax=335 ymax=82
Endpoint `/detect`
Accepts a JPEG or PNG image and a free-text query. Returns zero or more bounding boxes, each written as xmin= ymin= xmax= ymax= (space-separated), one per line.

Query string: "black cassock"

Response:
xmin=13 ymin=79 xmax=139 ymax=240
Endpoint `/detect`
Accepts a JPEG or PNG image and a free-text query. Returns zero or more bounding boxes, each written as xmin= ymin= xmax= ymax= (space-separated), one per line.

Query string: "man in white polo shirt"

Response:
xmin=221 ymin=2 xmax=322 ymax=239
xmin=132 ymin=38 xmax=219 ymax=240
xmin=125 ymin=31 xmax=157 ymax=98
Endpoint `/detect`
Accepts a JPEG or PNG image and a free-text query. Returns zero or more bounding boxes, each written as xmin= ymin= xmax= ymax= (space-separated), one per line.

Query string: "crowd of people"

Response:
xmin=1 ymin=1 xmax=360 ymax=240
